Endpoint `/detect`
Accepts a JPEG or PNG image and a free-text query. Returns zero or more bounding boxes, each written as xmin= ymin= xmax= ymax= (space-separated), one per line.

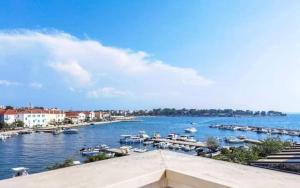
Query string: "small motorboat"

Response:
xmin=133 ymin=148 xmax=147 ymax=153
xmin=224 ymin=137 xmax=244 ymax=144
xmin=63 ymin=128 xmax=79 ymax=134
xmin=12 ymin=167 xmax=29 ymax=177
xmin=53 ymin=129 xmax=63 ymax=135
xmin=184 ymin=127 xmax=197 ymax=133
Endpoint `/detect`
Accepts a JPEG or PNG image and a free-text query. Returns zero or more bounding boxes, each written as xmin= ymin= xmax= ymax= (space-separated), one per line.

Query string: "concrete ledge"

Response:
xmin=0 ymin=150 xmax=299 ymax=188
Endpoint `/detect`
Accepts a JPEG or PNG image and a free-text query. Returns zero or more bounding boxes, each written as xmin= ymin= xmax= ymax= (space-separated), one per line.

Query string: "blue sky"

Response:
xmin=0 ymin=1 xmax=300 ymax=111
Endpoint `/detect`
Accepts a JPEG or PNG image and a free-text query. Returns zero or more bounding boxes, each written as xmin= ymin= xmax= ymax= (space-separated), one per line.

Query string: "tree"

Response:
xmin=5 ymin=106 xmax=14 ymax=110
xmin=13 ymin=120 xmax=24 ymax=128
xmin=206 ymin=137 xmax=220 ymax=152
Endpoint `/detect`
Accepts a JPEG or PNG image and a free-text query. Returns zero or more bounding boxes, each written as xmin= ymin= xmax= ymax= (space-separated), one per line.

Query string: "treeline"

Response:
xmin=131 ymin=108 xmax=286 ymax=117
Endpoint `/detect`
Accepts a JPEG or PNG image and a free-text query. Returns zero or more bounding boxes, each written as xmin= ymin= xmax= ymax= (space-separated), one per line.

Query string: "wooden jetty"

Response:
xmin=150 ymin=138 xmax=206 ymax=147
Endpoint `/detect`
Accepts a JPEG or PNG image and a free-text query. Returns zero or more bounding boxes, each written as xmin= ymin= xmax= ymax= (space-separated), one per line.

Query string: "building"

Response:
xmin=65 ymin=111 xmax=86 ymax=124
xmin=15 ymin=109 xmax=65 ymax=128
xmin=83 ymin=111 xmax=95 ymax=121
xmin=0 ymin=150 xmax=299 ymax=187
xmin=0 ymin=109 xmax=17 ymax=124
xmin=0 ymin=108 xmax=65 ymax=128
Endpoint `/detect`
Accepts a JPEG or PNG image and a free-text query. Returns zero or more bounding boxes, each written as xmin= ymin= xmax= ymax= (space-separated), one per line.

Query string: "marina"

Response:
xmin=209 ymin=124 xmax=300 ymax=137
xmin=0 ymin=115 xmax=300 ymax=180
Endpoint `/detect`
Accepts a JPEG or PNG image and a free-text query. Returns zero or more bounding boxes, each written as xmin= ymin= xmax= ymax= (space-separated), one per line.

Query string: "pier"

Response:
xmin=151 ymin=138 xmax=206 ymax=147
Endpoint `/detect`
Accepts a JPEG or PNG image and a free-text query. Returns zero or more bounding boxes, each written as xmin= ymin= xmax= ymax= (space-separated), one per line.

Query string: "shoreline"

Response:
xmin=0 ymin=118 xmax=140 ymax=135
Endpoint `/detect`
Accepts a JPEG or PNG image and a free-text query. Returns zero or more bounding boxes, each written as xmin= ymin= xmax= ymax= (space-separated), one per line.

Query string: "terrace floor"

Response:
xmin=0 ymin=150 xmax=299 ymax=188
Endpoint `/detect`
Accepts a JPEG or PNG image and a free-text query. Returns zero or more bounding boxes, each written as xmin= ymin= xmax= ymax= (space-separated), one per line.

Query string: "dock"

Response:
xmin=151 ymin=138 xmax=206 ymax=147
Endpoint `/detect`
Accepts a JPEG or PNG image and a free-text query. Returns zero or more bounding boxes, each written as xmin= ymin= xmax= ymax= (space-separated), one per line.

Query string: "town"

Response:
xmin=0 ymin=105 xmax=133 ymax=129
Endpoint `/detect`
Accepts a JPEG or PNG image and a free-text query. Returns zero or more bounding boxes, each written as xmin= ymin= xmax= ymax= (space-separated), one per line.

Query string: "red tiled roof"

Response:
xmin=0 ymin=109 xmax=17 ymax=115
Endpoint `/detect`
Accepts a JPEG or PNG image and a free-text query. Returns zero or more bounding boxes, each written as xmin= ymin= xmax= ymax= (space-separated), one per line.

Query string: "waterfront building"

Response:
xmin=0 ymin=108 xmax=65 ymax=128
xmin=0 ymin=109 xmax=17 ymax=124
xmin=15 ymin=109 xmax=65 ymax=128
xmin=0 ymin=150 xmax=298 ymax=188
xmin=83 ymin=111 xmax=95 ymax=121
xmin=65 ymin=111 xmax=86 ymax=123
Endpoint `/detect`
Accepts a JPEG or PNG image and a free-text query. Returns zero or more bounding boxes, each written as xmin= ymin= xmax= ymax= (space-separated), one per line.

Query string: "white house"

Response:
xmin=0 ymin=109 xmax=17 ymax=124
xmin=15 ymin=109 xmax=66 ymax=128
xmin=65 ymin=111 xmax=86 ymax=124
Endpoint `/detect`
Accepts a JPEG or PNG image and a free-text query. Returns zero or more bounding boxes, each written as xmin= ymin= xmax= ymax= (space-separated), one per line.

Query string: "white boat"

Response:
xmin=12 ymin=167 xmax=29 ymax=177
xmin=167 ymin=133 xmax=179 ymax=140
xmin=105 ymin=152 xmax=115 ymax=158
xmin=288 ymin=131 xmax=300 ymax=136
xmin=182 ymin=145 xmax=192 ymax=152
xmin=53 ymin=129 xmax=63 ymax=135
xmin=72 ymin=161 xmax=81 ymax=165
xmin=224 ymin=137 xmax=244 ymax=144
xmin=184 ymin=127 xmax=197 ymax=133
xmin=63 ymin=128 xmax=79 ymax=134
xmin=138 ymin=131 xmax=150 ymax=139
xmin=0 ymin=134 xmax=8 ymax=141
xmin=133 ymin=148 xmax=147 ymax=153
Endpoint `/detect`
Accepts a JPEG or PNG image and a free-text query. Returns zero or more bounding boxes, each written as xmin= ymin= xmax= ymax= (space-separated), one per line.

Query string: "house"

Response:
xmin=83 ymin=111 xmax=95 ymax=121
xmin=65 ymin=111 xmax=86 ymax=124
xmin=0 ymin=109 xmax=17 ymax=124
xmin=15 ymin=109 xmax=65 ymax=128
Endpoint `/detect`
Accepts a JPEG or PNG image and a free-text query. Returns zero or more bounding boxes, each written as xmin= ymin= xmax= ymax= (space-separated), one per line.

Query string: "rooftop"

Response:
xmin=0 ymin=150 xmax=299 ymax=188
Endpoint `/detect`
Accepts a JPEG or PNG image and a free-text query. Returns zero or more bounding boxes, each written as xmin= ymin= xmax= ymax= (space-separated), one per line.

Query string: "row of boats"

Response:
xmin=209 ymin=124 xmax=300 ymax=137
xmin=0 ymin=130 xmax=33 ymax=141
xmin=119 ymin=131 xmax=198 ymax=144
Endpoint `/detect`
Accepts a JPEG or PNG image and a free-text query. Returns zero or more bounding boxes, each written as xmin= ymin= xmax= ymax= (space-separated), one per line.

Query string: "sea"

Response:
xmin=0 ymin=115 xmax=300 ymax=180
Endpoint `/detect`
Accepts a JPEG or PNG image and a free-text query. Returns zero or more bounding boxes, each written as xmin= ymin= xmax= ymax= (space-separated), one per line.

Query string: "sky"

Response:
xmin=0 ymin=0 xmax=300 ymax=112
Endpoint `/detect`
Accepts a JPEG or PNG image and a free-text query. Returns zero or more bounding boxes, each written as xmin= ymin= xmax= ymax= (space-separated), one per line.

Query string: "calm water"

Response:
xmin=0 ymin=115 xmax=300 ymax=180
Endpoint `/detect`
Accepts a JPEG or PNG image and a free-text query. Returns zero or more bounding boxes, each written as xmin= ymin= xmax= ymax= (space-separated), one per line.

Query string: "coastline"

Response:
xmin=0 ymin=118 xmax=140 ymax=135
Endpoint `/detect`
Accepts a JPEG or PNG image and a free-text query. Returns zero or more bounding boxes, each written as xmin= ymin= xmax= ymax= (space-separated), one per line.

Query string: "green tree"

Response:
xmin=206 ymin=137 xmax=220 ymax=152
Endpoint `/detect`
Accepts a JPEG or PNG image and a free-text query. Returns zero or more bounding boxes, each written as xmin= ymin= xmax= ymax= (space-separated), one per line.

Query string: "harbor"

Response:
xmin=1 ymin=115 xmax=300 ymax=180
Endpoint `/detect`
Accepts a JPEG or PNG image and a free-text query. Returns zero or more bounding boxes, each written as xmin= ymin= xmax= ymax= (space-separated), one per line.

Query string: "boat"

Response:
xmin=53 ymin=129 xmax=63 ymax=135
xmin=224 ymin=137 xmax=244 ymax=144
xmin=105 ymin=152 xmax=115 ymax=158
xmin=238 ymin=135 xmax=247 ymax=140
xmin=143 ymin=141 xmax=154 ymax=145
xmin=167 ymin=133 xmax=179 ymax=140
xmin=138 ymin=131 xmax=150 ymax=139
xmin=190 ymin=122 xmax=197 ymax=125
xmin=271 ymin=129 xmax=281 ymax=134
xmin=81 ymin=148 xmax=100 ymax=156
xmin=288 ymin=131 xmax=300 ymax=136
xmin=256 ymin=128 xmax=269 ymax=134
xmin=182 ymin=145 xmax=192 ymax=152
xmin=72 ymin=161 xmax=81 ymax=165
xmin=12 ymin=167 xmax=29 ymax=177
xmin=0 ymin=134 xmax=8 ymax=141
xmin=120 ymin=135 xmax=144 ymax=144
xmin=63 ymin=128 xmax=79 ymax=134
xmin=96 ymin=144 xmax=109 ymax=150
xmin=133 ymin=148 xmax=147 ymax=153
xmin=184 ymin=127 xmax=197 ymax=133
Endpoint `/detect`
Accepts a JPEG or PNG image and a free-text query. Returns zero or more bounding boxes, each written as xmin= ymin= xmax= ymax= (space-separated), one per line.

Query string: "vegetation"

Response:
xmin=84 ymin=153 xmax=108 ymax=163
xmin=12 ymin=120 xmax=24 ymax=128
xmin=131 ymin=108 xmax=286 ymax=117
xmin=213 ymin=138 xmax=292 ymax=165
xmin=206 ymin=137 xmax=220 ymax=152
xmin=47 ymin=159 xmax=75 ymax=170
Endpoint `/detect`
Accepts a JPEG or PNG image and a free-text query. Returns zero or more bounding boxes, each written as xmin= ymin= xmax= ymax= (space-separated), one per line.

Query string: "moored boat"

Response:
xmin=12 ymin=167 xmax=29 ymax=177
xmin=63 ymin=128 xmax=79 ymax=134
xmin=184 ymin=127 xmax=197 ymax=133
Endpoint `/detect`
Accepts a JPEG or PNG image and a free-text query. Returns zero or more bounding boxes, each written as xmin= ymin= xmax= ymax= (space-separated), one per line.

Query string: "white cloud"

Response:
xmin=29 ymin=82 xmax=43 ymax=89
xmin=50 ymin=60 xmax=91 ymax=86
xmin=0 ymin=30 xmax=212 ymax=107
xmin=87 ymin=87 xmax=130 ymax=98
xmin=0 ymin=80 xmax=19 ymax=86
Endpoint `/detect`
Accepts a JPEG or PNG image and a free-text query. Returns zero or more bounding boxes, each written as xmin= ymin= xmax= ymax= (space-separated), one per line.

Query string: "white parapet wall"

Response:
xmin=0 ymin=150 xmax=299 ymax=188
